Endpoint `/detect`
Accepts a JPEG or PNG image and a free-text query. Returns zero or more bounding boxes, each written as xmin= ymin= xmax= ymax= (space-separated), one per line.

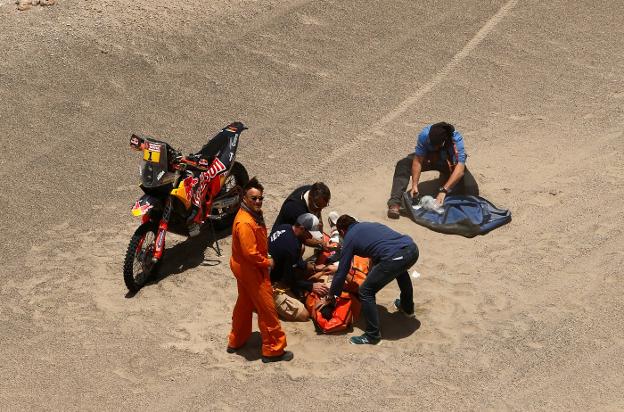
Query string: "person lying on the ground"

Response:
xmin=328 ymin=215 xmax=419 ymax=345
xmin=387 ymin=122 xmax=479 ymax=219
xmin=271 ymin=182 xmax=332 ymax=249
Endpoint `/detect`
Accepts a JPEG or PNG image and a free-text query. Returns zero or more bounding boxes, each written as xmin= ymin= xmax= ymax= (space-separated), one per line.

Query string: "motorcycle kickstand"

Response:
xmin=208 ymin=219 xmax=222 ymax=257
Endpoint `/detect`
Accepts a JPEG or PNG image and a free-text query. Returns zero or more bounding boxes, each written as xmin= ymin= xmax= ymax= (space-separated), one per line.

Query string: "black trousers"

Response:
xmin=388 ymin=154 xmax=479 ymax=207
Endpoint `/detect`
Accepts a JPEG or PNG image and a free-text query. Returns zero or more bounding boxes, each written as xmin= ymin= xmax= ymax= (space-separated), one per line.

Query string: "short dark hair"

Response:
xmin=336 ymin=214 xmax=357 ymax=233
xmin=429 ymin=122 xmax=455 ymax=146
xmin=310 ymin=182 xmax=331 ymax=202
xmin=243 ymin=176 xmax=264 ymax=193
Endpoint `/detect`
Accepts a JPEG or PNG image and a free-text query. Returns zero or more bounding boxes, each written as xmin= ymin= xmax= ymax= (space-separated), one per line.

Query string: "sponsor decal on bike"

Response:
xmin=230 ymin=134 xmax=238 ymax=148
xmin=207 ymin=158 xmax=227 ymax=179
xmin=191 ymin=159 xmax=227 ymax=207
xmin=147 ymin=143 xmax=162 ymax=152
xmin=143 ymin=148 xmax=161 ymax=163
xmin=184 ymin=175 xmax=198 ymax=199
xmin=156 ymin=231 xmax=165 ymax=252
xmin=132 ymin=199 xmax=153 ymax=216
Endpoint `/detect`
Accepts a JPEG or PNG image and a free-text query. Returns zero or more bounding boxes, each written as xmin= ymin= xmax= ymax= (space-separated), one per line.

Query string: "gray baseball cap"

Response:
xmin=296 ymin=213 xmax=323 ymax=240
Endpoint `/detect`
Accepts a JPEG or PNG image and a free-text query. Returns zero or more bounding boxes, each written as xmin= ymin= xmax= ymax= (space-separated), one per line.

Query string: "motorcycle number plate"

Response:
xmin=143 ymin=148 xmax=161 ymax=163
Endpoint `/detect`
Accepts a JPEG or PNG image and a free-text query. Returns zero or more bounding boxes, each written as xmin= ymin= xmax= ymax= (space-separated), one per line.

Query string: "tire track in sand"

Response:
xmin=311 ymin=0 xmax=519 ymax=176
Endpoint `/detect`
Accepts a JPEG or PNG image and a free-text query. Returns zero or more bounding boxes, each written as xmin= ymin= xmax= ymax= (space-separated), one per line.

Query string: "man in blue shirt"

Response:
xmin=328 ymin=215 xmax=419 ymax=345
xmin=387 ymin=122 xmax=479 ymax=219
xmin=269 ymin=213 xmax=329 ymax=298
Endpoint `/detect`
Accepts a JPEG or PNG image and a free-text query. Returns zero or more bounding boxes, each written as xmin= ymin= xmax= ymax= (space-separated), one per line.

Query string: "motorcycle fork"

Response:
xmin=152 ymin=198 xmax=172 ymax=262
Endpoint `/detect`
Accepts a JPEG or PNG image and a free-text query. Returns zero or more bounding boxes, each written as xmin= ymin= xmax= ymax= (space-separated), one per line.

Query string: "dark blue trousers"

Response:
xmin=358 ymin=243 xmax=419 ymax=340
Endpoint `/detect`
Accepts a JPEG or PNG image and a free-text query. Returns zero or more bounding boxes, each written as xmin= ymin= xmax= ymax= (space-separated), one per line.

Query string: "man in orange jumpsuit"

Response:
xmin=227 ymin=177 xmax=293 ymax=363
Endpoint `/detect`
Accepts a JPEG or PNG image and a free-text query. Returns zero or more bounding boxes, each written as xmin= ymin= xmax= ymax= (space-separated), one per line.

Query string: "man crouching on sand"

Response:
xmin=227 ymin=177 xmax=293 ymax=363
xmin=328 ymin=215 xmax=419 ymax=345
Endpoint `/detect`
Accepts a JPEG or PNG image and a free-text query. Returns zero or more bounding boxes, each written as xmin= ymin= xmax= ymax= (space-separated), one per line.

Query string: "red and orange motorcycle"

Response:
xmin=123 ymin=122 xmax=249 ymax=293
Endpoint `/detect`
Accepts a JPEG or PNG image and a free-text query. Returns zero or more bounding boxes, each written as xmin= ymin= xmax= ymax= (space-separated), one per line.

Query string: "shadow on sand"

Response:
xmin=125 ymin=222 xmax=232 ymax=298
xmin=227 ymin=332 xmax=263 ymax=362
xmin=352 ymin=304 xmax=421 ymax=341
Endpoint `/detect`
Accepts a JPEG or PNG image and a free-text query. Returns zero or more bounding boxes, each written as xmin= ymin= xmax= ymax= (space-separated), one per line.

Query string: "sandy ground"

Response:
xmin=1 ymin=0 xmax=623 ymax=409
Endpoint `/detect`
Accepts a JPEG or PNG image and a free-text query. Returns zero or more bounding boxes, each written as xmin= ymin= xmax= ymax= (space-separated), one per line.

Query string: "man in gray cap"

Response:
xmin=268 ymin=213 xmax=330 ymax=320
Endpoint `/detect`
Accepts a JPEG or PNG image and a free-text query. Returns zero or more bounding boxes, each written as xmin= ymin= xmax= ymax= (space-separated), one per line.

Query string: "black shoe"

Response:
xmin=261 ymin=350 xmax=294 ymax=363
xmin=393 ymin=298 xmax=415 ymax=318
xmin=349 ymin=334 xmax=381 ymax=345
xmin=387 ymin=205 xmax=400 ymax=219
xmin=226 ymin=346 xmax=239 ymax=354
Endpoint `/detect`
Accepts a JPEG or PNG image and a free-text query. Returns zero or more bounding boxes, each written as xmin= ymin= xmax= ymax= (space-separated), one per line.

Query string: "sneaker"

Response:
xmin=387 ymin=205 xmax=400 ymax=219
xmin=261 ymin=350 xmax=294 ymax=363
xmin=349 ymin=334 xmax=381 ymax=345
xmin=393 ymin=298 xmax=416 ymax=318
xmin=226 ymin=346 xmax=239 ymax=354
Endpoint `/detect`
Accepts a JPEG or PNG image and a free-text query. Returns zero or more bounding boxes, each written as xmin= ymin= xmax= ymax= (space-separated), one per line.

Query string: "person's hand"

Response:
xmin=312 ymin=283 xmax=329 ymax=296
xmin=268 ymin=257 xmax=275 ymax=269
xmin=321 ymin=264 xmax=337 ymax=275
xmin=410 ymin=185 xmax=419 ymax=197
xmin=411 ymin=192 xmax=422 ymax=206
xmin=308 ymin=271 xmax=325 ymax=281
xmin=435 ymin=192 xmax=446 ymax=206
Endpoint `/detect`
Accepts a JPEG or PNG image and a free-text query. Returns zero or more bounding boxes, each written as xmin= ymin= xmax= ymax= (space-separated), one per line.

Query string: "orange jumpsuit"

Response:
xmin=228 ymin=207 xmax=287 ymax=357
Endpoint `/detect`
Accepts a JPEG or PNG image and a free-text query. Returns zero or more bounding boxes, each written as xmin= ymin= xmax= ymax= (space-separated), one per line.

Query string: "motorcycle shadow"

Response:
xmin=146 ymin=224 xmax=232 ymax=291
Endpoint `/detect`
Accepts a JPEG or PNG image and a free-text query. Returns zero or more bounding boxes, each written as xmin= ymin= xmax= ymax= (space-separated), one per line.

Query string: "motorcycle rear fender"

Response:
xmin=131 ymin=194 xmax=162 ymax=217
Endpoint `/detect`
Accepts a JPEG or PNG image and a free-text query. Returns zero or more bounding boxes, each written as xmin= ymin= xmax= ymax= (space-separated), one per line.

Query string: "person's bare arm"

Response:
xmin=436 ymin=163 xmax=465 ymax=205
xmin=411 ymin=155 xmax=424 ymax=196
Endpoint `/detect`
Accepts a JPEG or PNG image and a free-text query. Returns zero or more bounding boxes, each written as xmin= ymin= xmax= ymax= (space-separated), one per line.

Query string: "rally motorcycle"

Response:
xmin=123 ymin=122 xmax=249 ymax=293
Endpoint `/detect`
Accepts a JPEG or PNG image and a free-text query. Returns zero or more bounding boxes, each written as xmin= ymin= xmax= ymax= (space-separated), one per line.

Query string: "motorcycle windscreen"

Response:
xmin=139 ymin=140 xmax=173 ymax=188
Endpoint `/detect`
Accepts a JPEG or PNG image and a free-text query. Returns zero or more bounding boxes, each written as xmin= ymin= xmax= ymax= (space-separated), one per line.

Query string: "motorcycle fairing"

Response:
xmin=170 ymin=174 xmax=196 ymax=210
xmin=132 ymin=194 xmax=163 ymax=217
xmin=139 ymin=138 xmax=177 ymax=188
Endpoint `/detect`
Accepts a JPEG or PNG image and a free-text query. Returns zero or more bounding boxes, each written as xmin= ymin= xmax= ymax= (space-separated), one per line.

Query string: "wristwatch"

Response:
xmin=438 ymin=186 xmax=449 ymax=194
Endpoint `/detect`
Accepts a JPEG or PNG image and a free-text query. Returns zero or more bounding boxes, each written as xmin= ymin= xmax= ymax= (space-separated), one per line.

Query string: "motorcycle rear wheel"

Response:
xmin=123 ymin=221 xmax=161 ymax=293
xmin=222 ymin=162 xmax=249 ymax=196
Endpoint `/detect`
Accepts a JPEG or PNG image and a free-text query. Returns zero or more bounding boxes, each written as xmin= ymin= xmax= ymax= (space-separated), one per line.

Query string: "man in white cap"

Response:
xmin=268 ymin=213 xmax=330 ymax=320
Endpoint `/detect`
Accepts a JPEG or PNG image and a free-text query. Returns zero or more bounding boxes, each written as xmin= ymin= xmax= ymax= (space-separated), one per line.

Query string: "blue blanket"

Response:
xmin=402 ymin=193 xmax=511 ymax=237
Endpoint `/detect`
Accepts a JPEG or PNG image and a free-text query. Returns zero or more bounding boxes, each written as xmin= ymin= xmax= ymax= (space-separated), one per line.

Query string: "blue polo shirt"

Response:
xmin=329 ymin=222 xmax=414 ymax=296
xmin=414 ymin=124 xmax=467 ymax=167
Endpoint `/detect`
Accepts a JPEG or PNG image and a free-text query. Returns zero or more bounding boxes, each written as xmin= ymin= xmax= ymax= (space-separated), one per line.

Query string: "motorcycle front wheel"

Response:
xmin=123 ymin=221 xmax=161 ymax=293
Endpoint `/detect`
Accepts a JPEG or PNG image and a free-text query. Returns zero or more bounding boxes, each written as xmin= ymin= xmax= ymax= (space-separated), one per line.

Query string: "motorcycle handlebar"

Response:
xmin=175 ymin=156 xmax=210 ymax=172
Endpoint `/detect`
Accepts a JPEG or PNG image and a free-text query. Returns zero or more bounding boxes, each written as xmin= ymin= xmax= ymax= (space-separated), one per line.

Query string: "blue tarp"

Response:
xmin=402 ymin=192 xmax=511 ymax=238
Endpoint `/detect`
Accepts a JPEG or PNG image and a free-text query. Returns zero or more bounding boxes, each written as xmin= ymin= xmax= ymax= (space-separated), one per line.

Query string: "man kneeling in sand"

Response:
xmin=269 ymin=213 xmax=330 ymax=321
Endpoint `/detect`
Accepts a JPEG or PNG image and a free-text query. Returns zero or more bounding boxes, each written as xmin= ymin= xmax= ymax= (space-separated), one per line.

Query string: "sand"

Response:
xmin=1 ymin=0 xmax=623 ymax=409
